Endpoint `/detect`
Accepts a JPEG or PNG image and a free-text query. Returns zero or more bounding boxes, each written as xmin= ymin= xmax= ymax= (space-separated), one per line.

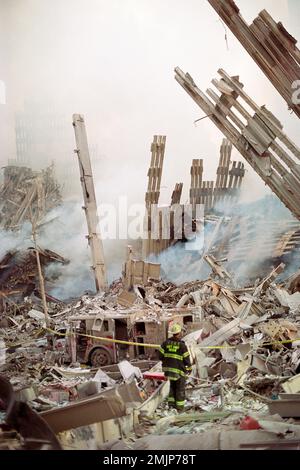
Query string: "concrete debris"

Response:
xmin=268 ymin=396 xmax=300 ymax=418
xmin=93 ymin=368 xmax=116 ymax=388
xmin=282 ymin=374 xmax=300 ymax=394
xmin=118 ymin=360 xmax=143 ymax=382
xmin=102 ymin=427 xmax=300 ymax=450
xmin=123 ymin=245 xmax=161 ymax=290
xmin=258 ymin=417 xmax=300 ymax=435
xmin=1 ymin=245 xmax=300 ymax=449
xmin=27 ymin=309 xmax=46 ymax=322
xmin=272 ymin=288 xmax=300 ymax=315
xmin=0 ymin=374 xmax=61 ymax=450
xmin=117 ymin=290 xmax=137 ymax=307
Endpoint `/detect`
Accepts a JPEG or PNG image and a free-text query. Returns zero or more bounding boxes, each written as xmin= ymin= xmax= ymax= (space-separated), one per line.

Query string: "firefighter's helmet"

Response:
xmin=169 ymin=323 xmax=182 ymax=335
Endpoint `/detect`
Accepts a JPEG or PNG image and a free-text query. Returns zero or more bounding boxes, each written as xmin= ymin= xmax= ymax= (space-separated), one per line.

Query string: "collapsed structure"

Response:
xmin=208 ymin=0 xmax=300 ymax=119
xmin=1 ymin=0 xmax=300 ymax=451
xmin=142 ymin=136 xmax=245 ymax=259
xmin=0 ymin=164 xmax=61 ymax=230
xmin=0 ymin=164 xmax=67 ymax=317
xmin=72 ymin=114 xmax=107 ymax=292
xmin=1 ymin=262 xmax=300 ymax=449
xmin=0 ymin=248 xmax=68 ymax=317
xmin=175 ymin=68 xmax=300 ymax=221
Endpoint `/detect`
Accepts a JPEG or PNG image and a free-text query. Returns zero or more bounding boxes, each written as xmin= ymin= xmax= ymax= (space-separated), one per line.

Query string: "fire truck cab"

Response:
xmin=66 ymin=314 xmax=129 ymax=367
xmin=65 ymin=309 xmax=198 ymax=367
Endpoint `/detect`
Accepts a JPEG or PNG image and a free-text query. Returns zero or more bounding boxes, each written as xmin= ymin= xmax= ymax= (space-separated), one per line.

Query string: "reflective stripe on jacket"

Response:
xmin=158 ymin=338 xmax=192 ymax=380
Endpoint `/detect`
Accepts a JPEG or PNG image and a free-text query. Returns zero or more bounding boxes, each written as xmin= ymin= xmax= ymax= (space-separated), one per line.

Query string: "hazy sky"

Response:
xmin=0 ymin=0 xmax=299 ymax=207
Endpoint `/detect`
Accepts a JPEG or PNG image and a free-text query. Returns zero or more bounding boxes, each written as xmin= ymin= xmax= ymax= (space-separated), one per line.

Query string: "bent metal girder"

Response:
xmin=175 ymin=67 xmax=300 ymax=221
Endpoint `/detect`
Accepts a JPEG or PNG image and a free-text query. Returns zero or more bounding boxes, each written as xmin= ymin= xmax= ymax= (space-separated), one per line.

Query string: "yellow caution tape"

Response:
xmin=6 ymin=326 xmax=300 ymax=351
xmin=44 ymin=327 xmax=160 ymax=349
xmin=43 ymin=327 xmax=300 ymax=351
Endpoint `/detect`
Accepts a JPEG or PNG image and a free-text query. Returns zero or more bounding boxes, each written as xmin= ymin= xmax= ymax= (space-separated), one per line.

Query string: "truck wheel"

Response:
xmin=90 ymin=348 xmax=112 ymax=367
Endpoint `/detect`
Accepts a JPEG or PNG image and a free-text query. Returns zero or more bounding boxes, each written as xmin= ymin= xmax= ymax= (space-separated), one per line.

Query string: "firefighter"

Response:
xmin=159 ymin=323 xmax=192 ymax=411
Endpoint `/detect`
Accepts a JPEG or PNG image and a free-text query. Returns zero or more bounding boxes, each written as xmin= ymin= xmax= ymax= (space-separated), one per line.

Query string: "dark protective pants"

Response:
xmin=167 ymin=376 xmax=186 ymax=410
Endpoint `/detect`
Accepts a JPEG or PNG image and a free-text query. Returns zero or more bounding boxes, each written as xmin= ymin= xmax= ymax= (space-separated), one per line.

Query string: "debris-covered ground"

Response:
xmin=1 ymin=163 xmax=300 ymax=452
xmin=1 ymin=257 xmax=300 ymax=449
xmin=1 ymin=160 xmax=300 ymax=451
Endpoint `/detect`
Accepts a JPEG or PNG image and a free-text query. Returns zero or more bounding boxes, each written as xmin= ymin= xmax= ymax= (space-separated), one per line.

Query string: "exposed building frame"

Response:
xmin=189 ymin=139 xmax=245 ymax=213
xmin=175 ymin=67 xmax=300 ymax=221
xmin=72 ymin=114 xmax=107 ymax=291
xmin=207 ymin=0 xmax=300 ymax=118
xmin=142 ymin=135 xmax=167 ymax=259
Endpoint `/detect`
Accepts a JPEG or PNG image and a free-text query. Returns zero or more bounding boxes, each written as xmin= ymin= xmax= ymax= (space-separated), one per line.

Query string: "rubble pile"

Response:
xmin=0 ymin=258 xmax=300 ymax=449
xmin=0 ymin=247 xmax=68 ymax=314
xmin=0 ymin=165 xmax=61 ymax=231
xmin=0 ymin=375 xmax=62 ymax=450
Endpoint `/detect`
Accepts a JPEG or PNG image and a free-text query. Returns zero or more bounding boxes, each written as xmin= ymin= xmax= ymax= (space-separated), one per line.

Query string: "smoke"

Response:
xmin=151 ymin=194 xmax=300 ymax=286
xmin=37 ymin=201 xmax=140 ymax=299
xmin=150 ymin=241 xmax=210 ymax=285
xmin=0 ymin=223 xmax=32 ymax=259
xmin=0 ymin=202 xmax=94 ymax=299
xmin=0 ymin=200 xmax=138 ymax=300
xmin=150 ymin=219 xmax=218 ymax=284
xmin=217 ymin=195 xmax=300 ymax=283
xmin=1 ymin=190 xmax=299 ymax=299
